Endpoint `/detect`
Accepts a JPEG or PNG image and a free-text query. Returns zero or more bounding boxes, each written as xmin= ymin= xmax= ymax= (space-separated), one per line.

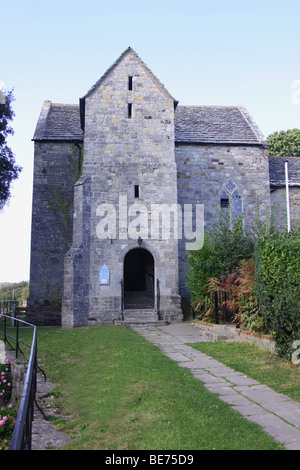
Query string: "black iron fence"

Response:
xmin=0 ymin=311 xmax=45 ymax=450
xmin=0 ymin=300 xmax=18 ymax=326
xmin=156 ymin=279 xmax=160 ymax=320
xmin=191 ymin=291 xmax=237 ymax=325
xmin=213 ymin=290 xmax=236 ymax=325
xmin=120 ymin=280 xmax=124 ymax=320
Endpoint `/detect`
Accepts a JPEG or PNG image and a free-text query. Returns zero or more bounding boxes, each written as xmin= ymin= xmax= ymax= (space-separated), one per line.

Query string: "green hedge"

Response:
xmin=255 ymin=231 xmax=300 ymax=358
xmin=185 ymin=209 xmax=254 ymax=305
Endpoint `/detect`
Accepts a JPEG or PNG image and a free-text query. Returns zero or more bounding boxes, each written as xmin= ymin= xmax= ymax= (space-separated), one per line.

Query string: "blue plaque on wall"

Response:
xmin=99 ymin=264 xmax=110 ymax=285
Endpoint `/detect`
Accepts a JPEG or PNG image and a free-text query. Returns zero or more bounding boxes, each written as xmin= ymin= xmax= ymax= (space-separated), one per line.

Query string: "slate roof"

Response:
xmin=32 ymin=101 xmax=83 ymax=142
xmin=269 ymin=156 xmax=300 ymax=186
xmin=174 ymin=105 xmax=266 ymax=145
xmin=33 ymin=101 xmax=300 ymax=187
xmin=33 ymin=101 xmax=266 ymax=145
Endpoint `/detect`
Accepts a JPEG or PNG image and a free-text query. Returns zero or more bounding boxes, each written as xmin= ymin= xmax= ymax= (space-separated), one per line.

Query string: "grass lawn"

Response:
xmin=10 ymin=324 xmax=285 ymax=451
xmin=189 ymin=341 xmax=300 ymax=403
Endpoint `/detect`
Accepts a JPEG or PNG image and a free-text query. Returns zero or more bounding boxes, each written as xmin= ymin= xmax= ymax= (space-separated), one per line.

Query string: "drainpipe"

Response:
xmin=74 ymin=143 xmax=82 ymax=178
xmin=285 ymin=159 xmax=291 ymax=232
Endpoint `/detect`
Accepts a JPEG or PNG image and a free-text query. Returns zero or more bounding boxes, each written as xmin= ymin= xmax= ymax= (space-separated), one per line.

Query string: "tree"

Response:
xmin=267 ymin=128 xmax=300 ymax=158
xmin=0 ymin=89 xmax=22 ymax=210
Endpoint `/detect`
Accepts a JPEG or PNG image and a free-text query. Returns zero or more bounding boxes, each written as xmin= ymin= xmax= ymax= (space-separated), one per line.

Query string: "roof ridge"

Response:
xmin=177 ymin=104 xmax=239 ymax=108
xmin=51 ymin=103 xmax=79 ymax=107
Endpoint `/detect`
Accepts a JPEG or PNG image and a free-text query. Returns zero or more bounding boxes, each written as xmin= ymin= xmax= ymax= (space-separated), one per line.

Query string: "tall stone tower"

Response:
xmin=62 ymin=48 xmax=183 ymax=327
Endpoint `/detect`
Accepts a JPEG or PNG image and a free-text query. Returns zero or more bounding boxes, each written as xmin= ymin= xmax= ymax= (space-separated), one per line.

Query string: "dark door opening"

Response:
xmin=124 ymin=248 xmax=154 ymax=309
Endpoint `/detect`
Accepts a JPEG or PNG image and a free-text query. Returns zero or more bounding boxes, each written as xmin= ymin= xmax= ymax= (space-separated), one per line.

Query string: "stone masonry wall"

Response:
xmin=62 ymin=50 xmax=183 ymax=327
xmin=175 ymin=143 xmax=271 ymax=297
xmin=270 ymin=186 xmax=300 ymax=231
xmin=28 ymin=141 xmax=79 ymax=311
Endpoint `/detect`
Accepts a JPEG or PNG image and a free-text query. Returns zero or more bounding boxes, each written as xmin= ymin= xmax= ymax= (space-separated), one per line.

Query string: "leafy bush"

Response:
xmin=267 ymin=128 xmax=300 ymax=158
xmin=0 ymin=281 xmax=29 ymax=306
xmin=185 ymin=208 xmax=254 ymax=306
xmin=192 ymin=260 xmax=264 ymax=332
xmin=186 ymin=205 xmax=299 ymax=359
xmin=255 ymin=231 xmax=300 ymax=357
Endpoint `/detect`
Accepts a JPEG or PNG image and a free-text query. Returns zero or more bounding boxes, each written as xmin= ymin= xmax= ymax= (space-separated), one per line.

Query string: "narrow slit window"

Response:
xmin=134 ymin=185 xmax=139 ymax=198
xmin=128 ymin=76 xmax=133 ymax=90
xmin=128 ymin=103 xmax=132 ymax=118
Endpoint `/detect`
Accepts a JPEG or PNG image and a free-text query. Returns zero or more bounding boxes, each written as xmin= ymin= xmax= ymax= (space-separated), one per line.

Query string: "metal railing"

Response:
xmin=0 ymin=300 xmax=18 ymax=327
xmin=120 ymin=280 xmax=124 ymax=321
xmin=157 ymin=279 xmax=160 ymax=320
xmin=214 ymin=290 xmax=236 ymax=325
xmin=0 ymin=313 xmax=45 ymax=450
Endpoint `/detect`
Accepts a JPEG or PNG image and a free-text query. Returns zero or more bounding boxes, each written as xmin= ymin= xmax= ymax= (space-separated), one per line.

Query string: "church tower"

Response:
xmin=61 ymin=48 xmax=183 ymax=327
xmin=30 ymin=47 xmax=275 ymax=328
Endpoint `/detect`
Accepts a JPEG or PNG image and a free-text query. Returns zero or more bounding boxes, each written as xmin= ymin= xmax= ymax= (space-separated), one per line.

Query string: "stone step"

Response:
xmin=123 ymin=314 xmax=159 ymax=322
xmin=115 ymin=308 xmax=167 ymax=326
xmin=198 ymin=324 xmax=236 ymax=342
xmin=124 ymin=303 xmax=155 ymax=310
xmin=124 ymin=309 xmax=157 ymax=315
xmin=115 ymin=319 xmax=168 ymax=326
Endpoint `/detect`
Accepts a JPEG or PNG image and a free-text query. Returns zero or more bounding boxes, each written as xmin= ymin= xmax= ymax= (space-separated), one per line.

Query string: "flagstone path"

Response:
xmin=131 ymin=322 xmax=300 ymax=450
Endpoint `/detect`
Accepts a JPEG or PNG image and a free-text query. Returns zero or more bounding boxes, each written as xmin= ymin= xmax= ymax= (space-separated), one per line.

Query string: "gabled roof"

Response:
xmin=32 ymin=101 xmax=83 ymax=142
xmin=32 ymin=49 xmax=266 ymax=146
xmin=175 ymin=105 xmax=266 ymax=145
xmin=79 ymin=47 xmax=178 ymax=128
xmin=81 ymin=47 xmax=177 ymax=103
xmin=269 ymin=156 xmax=300 ymax=186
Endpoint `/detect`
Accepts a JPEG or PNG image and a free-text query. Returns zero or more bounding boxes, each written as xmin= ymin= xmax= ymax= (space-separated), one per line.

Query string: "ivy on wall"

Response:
xmin=68 ymin=144 xmax=84 ymax=182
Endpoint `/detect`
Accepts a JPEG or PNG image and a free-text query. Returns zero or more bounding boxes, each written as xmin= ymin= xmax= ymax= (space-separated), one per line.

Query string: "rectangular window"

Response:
xmin=134 ymin=185 xmax=139 ymax=198
xmin=128 ymin=76 xmax=133 ymax=91
xmin=128 ymin=103 xmax=132 ymax=118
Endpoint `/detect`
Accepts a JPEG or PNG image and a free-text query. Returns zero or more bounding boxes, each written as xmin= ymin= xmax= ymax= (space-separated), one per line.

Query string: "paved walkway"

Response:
xmin=131 ymin=322 xmax=300 ymax=450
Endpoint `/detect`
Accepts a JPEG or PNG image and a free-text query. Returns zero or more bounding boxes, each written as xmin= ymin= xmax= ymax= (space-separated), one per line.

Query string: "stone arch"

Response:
xmin=123 ymin=247 xmax=155 ymax=309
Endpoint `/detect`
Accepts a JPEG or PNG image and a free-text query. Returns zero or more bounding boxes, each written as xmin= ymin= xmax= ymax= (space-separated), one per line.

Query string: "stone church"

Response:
xmin=28 ymin=47 xmax=300 ymax=327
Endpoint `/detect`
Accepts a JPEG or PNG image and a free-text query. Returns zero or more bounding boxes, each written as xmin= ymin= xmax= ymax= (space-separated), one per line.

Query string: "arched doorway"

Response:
xmin=124 ymin=248 xmax=154 ymax=309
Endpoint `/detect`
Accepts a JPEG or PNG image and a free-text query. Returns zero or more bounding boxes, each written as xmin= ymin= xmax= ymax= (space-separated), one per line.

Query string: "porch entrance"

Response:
xmin=124 ymin=248 xmax=154 ymax=309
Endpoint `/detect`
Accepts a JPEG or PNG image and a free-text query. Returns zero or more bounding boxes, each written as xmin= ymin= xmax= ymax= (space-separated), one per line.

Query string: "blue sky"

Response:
xmin=0 ymin=0 xmax=299 ymax=282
